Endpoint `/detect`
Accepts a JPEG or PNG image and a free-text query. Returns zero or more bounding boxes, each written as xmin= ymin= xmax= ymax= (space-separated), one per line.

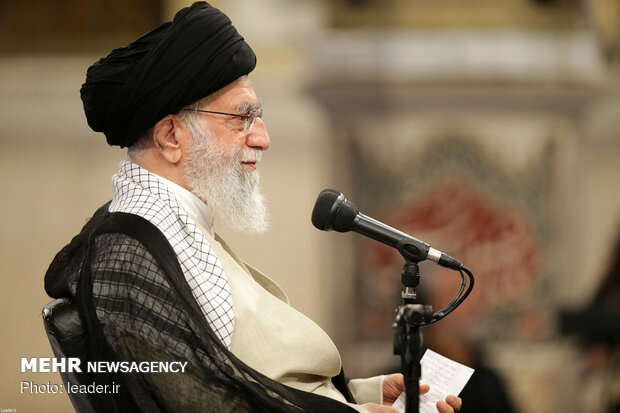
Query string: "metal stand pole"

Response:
xmin=393 ymin=261 xmax=433 ymax=413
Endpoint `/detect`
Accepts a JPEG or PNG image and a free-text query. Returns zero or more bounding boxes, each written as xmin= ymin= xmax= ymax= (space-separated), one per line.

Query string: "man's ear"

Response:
xmin=152 ymin=115 xmax=190 ymax=164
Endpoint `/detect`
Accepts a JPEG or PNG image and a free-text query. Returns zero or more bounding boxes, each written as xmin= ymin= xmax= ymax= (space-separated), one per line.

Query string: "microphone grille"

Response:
xmin=311 ymin=189 xmax=341 ymax=230
xmin=311 ymin=189 xmax=359 ymax=233
xmin=331 ymin=198 xmax=357 ymax=232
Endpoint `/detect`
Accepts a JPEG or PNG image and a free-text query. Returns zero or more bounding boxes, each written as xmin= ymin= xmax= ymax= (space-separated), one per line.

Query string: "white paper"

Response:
xmin=391 ymin=349 xmax=474 ymax=413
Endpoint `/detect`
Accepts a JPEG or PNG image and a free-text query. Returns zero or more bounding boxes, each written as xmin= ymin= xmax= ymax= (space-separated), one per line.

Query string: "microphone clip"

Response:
xmin=395 ymin=238 xmax=430 ymax=264
xmin=401 ymin=261 xmax=420 ymax=302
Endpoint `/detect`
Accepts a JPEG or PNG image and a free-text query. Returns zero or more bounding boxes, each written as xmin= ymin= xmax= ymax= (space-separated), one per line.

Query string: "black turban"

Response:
xmin=80 ymin=1 xmax=256 ymax=148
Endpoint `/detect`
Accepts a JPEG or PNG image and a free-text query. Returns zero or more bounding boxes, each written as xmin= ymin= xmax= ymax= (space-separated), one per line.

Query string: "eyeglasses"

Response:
xmin=181 ymin=103 xmax=263 ymax=133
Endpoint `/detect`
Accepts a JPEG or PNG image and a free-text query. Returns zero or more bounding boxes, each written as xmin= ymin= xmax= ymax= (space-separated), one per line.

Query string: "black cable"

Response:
xmin=432 ymin=269 xmax=467 ymax=320
xmin=425 ymin=265 xmax=475 ymax=325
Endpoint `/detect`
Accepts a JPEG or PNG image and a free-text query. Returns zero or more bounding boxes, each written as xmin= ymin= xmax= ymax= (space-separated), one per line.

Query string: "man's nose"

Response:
xmin=246 ymin=117 xmax=270 ymax=150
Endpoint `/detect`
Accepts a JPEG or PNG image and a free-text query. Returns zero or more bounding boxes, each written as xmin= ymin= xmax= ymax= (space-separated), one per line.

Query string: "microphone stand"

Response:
xmin=393 ymin=260 xmax=433 ymax=413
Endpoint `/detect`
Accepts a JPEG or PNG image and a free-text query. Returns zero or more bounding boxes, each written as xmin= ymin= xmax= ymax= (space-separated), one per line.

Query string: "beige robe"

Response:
xmin=199 ymin=229 xmax=382 ymax=412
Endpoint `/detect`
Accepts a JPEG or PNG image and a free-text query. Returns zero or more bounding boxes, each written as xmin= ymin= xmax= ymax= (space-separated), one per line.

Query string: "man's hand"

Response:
xmin=437 ymin=395 xmax=462 ymax=413
xmin=382 ymin=373 xmax=405 ymax=406
xmin=374 ymin=373 xmax=462 ymax=412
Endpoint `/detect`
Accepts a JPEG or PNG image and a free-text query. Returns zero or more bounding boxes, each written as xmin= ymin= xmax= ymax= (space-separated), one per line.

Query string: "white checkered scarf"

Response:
xmin=108 ymin=160 xmax=234 ymax=348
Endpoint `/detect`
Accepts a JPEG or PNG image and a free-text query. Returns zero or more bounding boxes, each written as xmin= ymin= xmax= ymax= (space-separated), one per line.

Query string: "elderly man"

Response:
xmin=45 ymin=2 xmax=461 ymax=412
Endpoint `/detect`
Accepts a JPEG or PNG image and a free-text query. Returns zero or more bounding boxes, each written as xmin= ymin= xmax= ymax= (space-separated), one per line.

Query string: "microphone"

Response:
xmin=311 ymin=189 xmax=463 ymax=270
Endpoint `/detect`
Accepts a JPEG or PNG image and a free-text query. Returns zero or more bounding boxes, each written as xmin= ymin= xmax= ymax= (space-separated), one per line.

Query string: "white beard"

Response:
xmin=184 ymin=125 xmax=269 ymax=233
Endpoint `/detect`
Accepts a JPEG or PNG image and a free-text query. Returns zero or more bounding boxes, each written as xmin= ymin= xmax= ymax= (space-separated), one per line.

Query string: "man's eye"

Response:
xmin=233 ymin=116 xmax=247 ymax=128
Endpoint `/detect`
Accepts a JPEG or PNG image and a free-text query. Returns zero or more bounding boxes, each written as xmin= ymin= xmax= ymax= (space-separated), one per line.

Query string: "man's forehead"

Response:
xmin=209 ymin=76 xmax=258 ymax=108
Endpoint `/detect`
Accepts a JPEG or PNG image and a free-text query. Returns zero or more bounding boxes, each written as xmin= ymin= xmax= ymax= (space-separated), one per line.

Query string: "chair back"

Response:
xmin=42 ymin=298 xmax=97 ymax=413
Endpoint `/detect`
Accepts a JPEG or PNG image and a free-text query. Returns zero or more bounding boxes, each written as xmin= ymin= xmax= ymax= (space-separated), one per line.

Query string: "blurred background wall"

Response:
xmin=0 ymin=0 xmax=618 ymax=412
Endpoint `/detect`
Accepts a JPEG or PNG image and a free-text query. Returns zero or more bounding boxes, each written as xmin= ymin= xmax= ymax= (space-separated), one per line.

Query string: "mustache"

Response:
xmin=239 ymin=149 xmax=262 ymax=163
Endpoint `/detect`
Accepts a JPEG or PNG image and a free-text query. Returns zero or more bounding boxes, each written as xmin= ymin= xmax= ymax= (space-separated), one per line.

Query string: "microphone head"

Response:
xmin=311 ymin=189 xmax=341 ymax=230
xmin=311 ymin=189 xmax=358 ymax=233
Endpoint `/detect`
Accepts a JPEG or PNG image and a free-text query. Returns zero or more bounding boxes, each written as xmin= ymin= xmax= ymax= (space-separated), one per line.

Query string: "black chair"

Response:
xmin=42 ymin=298 xmax=96 ymax=413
